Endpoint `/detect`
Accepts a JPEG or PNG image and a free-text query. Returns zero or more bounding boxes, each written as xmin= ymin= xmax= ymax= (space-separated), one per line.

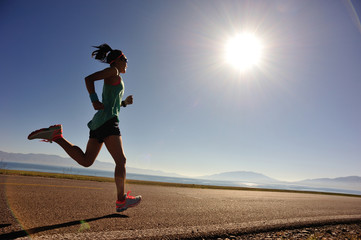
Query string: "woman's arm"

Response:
xmin=85 ymin=67 xmax=116 ymax=93
xmin=85 ymin=67 xmax=117 ymax=110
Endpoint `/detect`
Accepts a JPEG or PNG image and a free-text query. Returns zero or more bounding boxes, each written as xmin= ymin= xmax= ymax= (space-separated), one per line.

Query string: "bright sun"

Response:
xmin=225 ymin=33 xmax=263 ymax=71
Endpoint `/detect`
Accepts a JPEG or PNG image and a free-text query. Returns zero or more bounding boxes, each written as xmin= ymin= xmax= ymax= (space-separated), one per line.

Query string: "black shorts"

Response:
xmin=89 ymin=117 xmax=121 ymax=143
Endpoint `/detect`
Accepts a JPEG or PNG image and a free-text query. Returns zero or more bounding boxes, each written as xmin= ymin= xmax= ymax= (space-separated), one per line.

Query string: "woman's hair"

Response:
xmin=92 ymin=44 xmax=123 ymax=64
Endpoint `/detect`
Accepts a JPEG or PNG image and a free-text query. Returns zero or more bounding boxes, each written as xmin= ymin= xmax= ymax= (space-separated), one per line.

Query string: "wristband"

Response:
xmin=90 ymin=93 xmax=99 ymax=103
xmin=121 ymin=101 xmax=127 ymax=107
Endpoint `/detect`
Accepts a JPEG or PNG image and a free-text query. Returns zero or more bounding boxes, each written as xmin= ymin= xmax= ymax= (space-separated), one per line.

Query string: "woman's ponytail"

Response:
xmin=91 ymin=43 xmax=123 ymax=64
xmin=92 ymin=44 xmax=113 ymax=63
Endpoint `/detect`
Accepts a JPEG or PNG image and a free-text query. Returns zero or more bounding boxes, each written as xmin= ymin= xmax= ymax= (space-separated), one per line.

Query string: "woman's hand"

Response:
xmin=92 ymin=101 xmax=104 ymax=110
xmin=124 ymin=95 xmax=133 ymax=106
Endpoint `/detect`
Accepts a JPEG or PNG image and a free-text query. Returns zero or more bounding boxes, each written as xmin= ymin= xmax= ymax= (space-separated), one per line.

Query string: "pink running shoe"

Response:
xmin=28 ymin=124 xmax=63 ymax=143
xmin=116 ymin=191 xmax=142 ymax=212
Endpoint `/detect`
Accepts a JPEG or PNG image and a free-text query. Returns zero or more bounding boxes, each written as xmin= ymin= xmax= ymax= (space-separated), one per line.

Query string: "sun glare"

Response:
xmin=225 ymin=33 xmax=263 ymax=71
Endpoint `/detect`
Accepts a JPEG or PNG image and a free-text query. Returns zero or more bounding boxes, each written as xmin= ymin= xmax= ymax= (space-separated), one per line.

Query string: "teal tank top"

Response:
xmin=87 ymin=76 xmax=124 ymax=130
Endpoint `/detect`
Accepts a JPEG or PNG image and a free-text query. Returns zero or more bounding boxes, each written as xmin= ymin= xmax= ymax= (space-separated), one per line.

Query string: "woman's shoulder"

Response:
xmin=102 ymin=67 xmax=118 ymax=76
xmin=104 ymin=68 xmax=121 ymax=86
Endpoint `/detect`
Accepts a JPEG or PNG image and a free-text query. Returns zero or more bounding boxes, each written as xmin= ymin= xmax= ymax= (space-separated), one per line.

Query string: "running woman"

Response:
xmin=28 ymin=44 xmax=142 ymax=212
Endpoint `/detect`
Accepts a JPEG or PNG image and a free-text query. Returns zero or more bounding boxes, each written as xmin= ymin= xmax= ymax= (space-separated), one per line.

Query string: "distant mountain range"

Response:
xmin=0 ymin=150 xmax=183 ymax=178
xmin=198 ymin=171 xmax=361 ymax=193
xmin=1 ymin=150 xmax=360 ymax=194
xmin=295 ymin=176 xmax=361 ymax=192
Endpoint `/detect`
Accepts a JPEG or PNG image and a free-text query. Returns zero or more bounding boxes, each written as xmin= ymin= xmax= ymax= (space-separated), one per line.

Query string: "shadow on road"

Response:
xmin=0 ymin=213 xmax=128 ymax=239
xmin=0 ymin=224 xmax=12 ymax=228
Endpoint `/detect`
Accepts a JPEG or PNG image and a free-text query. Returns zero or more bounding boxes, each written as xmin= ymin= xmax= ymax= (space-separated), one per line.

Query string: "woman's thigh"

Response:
xmin=104 ymin=135 xmax=126 ymax=165
xmin=84 ymin=138 xmax=103 ymax=166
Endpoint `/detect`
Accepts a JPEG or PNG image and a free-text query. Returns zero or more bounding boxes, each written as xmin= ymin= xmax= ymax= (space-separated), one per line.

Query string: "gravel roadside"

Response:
xmin=209 ymin=222 xmax=361 ymax=240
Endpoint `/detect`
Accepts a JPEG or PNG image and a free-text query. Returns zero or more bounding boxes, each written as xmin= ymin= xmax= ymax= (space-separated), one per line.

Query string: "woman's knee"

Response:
xmin=82 ymin=161 xmax=93 ymax=168
xmin=116 ymin=162 xmax=126 ymax=172
xmin=81 ymin=160 xmax=94 ymax=168
xmin=81 ymin=155 xmax=96 ymax=167
xmin=115 ymin=162 xmax=126 ymax=178
xmin=115 ymin=154 xmax=126 ymax=166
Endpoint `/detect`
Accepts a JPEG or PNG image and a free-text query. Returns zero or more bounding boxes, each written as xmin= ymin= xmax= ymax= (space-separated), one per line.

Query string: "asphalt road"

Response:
xmin=1 ymin=174 xmax=361 ymax=239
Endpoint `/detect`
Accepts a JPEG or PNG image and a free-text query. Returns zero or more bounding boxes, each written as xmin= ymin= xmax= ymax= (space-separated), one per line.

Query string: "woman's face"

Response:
xmin=116 ymin=55 xmax=128 ymax=74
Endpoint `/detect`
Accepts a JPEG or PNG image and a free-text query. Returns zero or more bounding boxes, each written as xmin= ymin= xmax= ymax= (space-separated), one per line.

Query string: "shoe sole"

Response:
xmin=28 ymin=125 xmax=62 ymax=140
xmin=116 ymin=198 xmax=142 ymax=212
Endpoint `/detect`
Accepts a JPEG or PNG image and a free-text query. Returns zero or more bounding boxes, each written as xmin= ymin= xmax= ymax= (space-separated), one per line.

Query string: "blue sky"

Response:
xmin=1 ymin=0 xmax=360 ymax=181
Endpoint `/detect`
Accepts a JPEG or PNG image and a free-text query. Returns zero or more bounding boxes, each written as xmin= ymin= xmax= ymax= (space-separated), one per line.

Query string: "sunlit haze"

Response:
xmin=225 ymin=33 xmax=263 ymax=71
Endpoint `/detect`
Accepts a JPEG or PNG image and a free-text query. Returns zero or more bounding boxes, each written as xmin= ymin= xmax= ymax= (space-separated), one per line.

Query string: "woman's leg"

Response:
xmin=103 ymin=135 xmax=126 ymax=201
xmin=55 ymin=138 xmax=103 ymax=167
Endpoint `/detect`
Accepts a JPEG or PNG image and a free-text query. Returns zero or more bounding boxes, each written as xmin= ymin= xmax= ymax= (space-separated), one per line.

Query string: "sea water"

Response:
xmin=2 ymin=162 xmax=360 ymax=195
xmin=0 ymin=162 xmax=239 ymax=187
